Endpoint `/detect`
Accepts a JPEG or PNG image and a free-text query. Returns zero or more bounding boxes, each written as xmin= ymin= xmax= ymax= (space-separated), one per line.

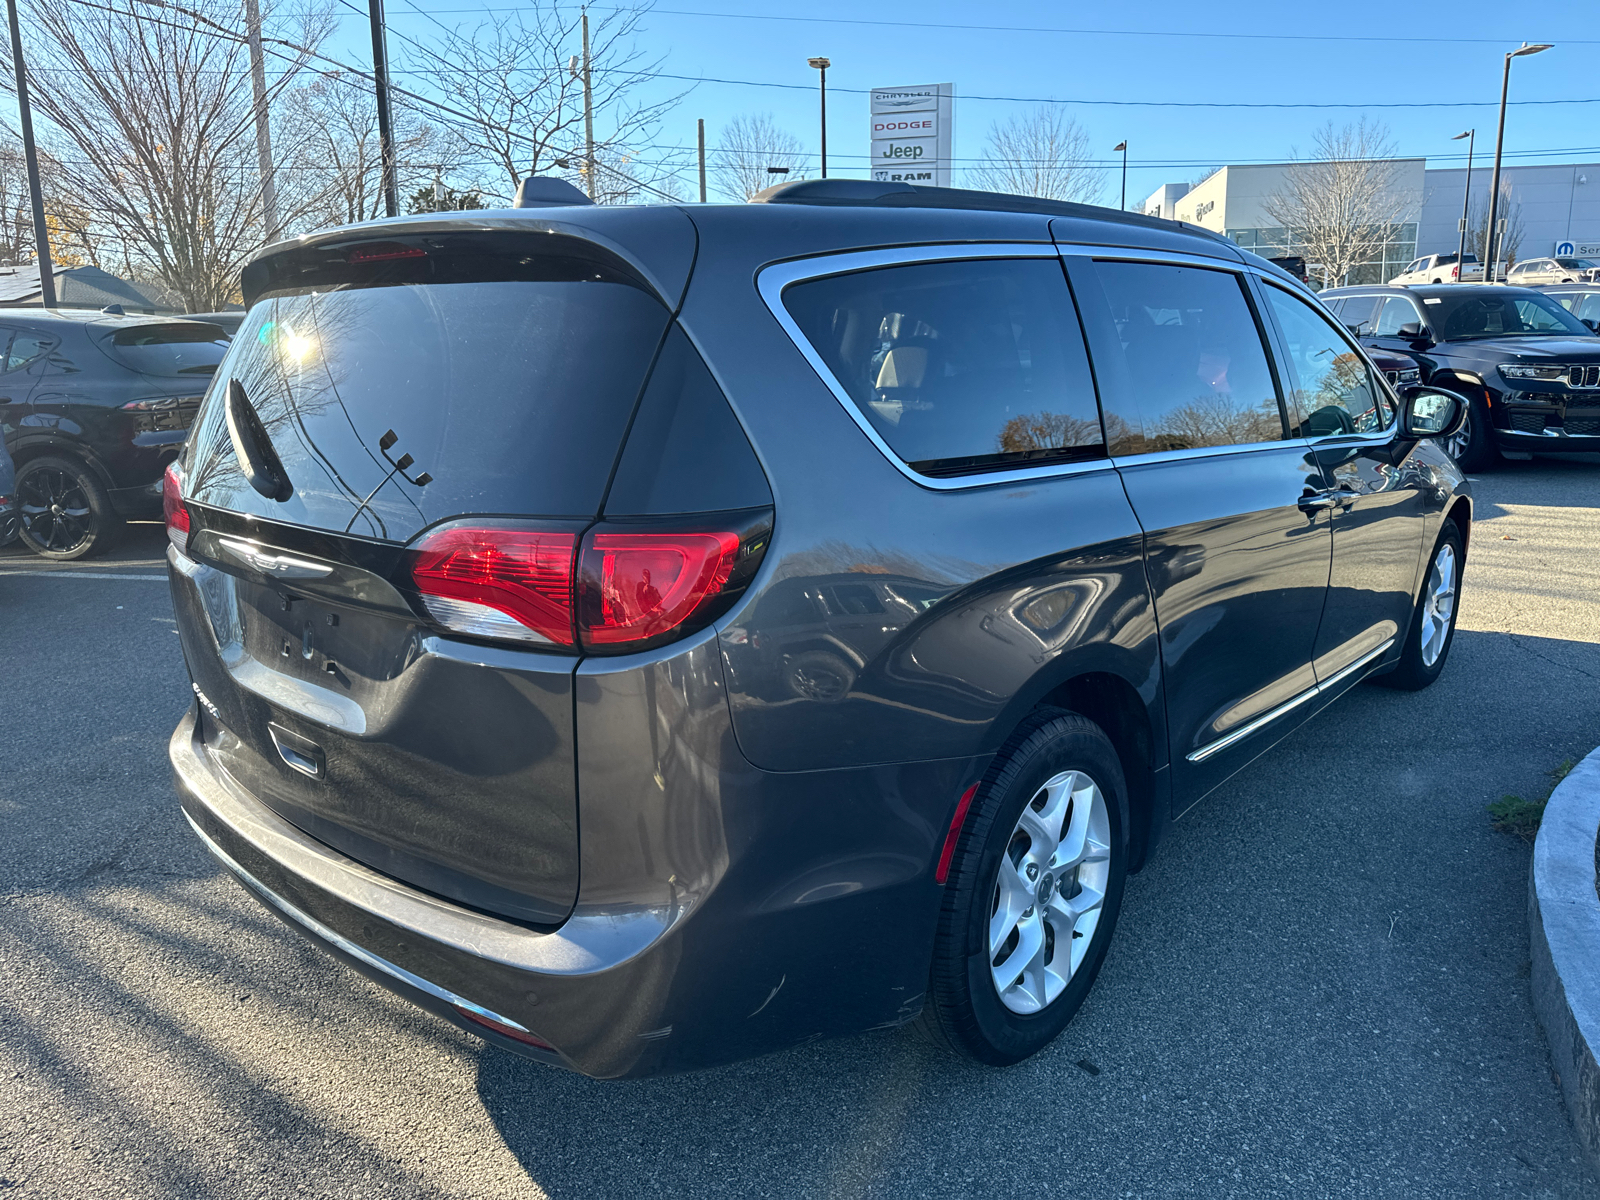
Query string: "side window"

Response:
xmin=1072 ymin=260 xmax=1285 ymax=453
xmin=1373 ymin=296 xmax=1424 ymax=337
xmin=1335 ymin=295 xmax=1380 ymax=335
xmin=782 ymin=257 xmax=1104 ymax=476
xmin=1549 ymin=292 xmax=1578 ymax=312
xmin=1262 ymin=285 xmax=1384 ymax=437
xmin=3 ymin=330 xmax=52 ymax=372
xmin=1580 ymin=295 xmax=1600 ymax=326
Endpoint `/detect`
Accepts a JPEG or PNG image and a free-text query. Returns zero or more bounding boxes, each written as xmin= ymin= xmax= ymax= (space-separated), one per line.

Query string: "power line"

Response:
xmin=306 ymin=4 xmax=1598 ymax=48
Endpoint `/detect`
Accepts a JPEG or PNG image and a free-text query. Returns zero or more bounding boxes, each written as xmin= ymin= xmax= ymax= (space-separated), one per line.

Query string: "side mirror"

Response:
xmin=1584 ymin=318 xmax=1598 ymax=334
xmin=1399 ymin=385 xmax=1467 ymax=441
xmin=1396 ymin=321 xmax=1432 ymax=345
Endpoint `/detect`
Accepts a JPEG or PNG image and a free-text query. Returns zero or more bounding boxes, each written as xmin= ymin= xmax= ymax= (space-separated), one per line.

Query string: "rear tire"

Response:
xmin=15 ymin=455 xmax=122 ymax=560
xmin=1371 ymin=519 xmax=1463 ymax=692
xmin=919 ymin=710 xmax=1127 ymax=1065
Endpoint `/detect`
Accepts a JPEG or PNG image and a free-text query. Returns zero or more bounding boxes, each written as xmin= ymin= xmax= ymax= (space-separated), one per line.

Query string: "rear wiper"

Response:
xmin=225 ymin=379 xmax=294 ymax=502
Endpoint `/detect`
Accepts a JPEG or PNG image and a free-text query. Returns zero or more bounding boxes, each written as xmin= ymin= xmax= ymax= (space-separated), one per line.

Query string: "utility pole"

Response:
xmin=367 ymin=0 xmax=399 ymax=217
xmin=6 ymin=0 xmax=56 ymax=308
xmin=581 ymin=9 xmax=595 ymax=200
xmin=808 ymin=57 xmax=829 ymax=178
xmin=1484 ymin=42 xmax=1551 ymax=281
xmin=1451 ymin=129 xmax=1474 ymax=278
xmin=242 ymin=0 xmax=278 ymax=239
xmin=694 ymin=118 xmax=707 ymax=203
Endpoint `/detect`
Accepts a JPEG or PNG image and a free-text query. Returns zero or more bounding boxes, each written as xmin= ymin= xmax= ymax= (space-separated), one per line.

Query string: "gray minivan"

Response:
xmin=168 ymin=180 xmax=1471 ymax=1078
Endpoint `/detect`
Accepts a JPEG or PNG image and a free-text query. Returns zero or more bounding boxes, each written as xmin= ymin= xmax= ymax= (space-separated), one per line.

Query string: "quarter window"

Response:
xmin=1263 ymin=286 xmax=1385 ymax=436
xmin=1073 ymin=260 xmax=1286 ymax=453
xmin=3 ymin=330 xmax=52 ymax=372
xmin=781 ymin=257 xmax=1104 ymax=477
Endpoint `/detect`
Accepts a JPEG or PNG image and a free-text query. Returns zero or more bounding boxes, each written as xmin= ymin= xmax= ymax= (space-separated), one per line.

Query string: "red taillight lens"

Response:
xmin=577 ymin=530 xmax=741 ymax=649
xmin=405 ymin=525 xmax=578 ymax=646
xmin=347 ymin=242 xmax=427 ymax=264
xmin=1451 ymin=264 xmax=1460 ymax=280
xmin=162 ymin=462 xmax=190 ymax=552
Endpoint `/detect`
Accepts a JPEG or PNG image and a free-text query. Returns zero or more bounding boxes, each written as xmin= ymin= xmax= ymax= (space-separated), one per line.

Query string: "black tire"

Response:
xmin=15 ymin=455 xmax=122 ymax=560
xmin=1370 ymin=519 xmax=1463 ymax=692
xmin=783 ymin=650 xmax=856 ymax=703
xmin=1443 ymin=393 xmax=1499 ymax=473
xmin=919 ymin=709 xmax=1128 ymax=1065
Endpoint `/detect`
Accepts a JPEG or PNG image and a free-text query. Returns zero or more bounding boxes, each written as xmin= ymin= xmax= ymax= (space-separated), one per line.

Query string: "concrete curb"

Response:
xmin=1530 ymin=745 xmax=1600 ymax=1174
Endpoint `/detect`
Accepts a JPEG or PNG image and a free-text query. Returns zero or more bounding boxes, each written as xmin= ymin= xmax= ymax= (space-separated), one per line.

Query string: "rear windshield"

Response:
xmin=185 ymin=255 xmax=670 ymax=542
xmin=100 ymin=322 xmax=229 ymax=377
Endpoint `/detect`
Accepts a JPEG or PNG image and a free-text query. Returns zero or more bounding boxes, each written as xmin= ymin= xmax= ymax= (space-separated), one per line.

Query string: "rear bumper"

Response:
xmin=110 ymin=476 xmax=164 ymax=518
xmin=174 ymin=639 xmax=986 ymax=1077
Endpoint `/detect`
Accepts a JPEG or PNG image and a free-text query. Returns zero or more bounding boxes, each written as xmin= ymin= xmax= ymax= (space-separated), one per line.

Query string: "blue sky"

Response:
xmin=333 ymin=0 xmax=1599 ymax=202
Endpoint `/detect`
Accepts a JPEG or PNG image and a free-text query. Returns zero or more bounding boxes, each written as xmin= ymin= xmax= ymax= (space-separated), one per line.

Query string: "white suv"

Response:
xmin=1390 ymin=253 xmax=1484 ymax=285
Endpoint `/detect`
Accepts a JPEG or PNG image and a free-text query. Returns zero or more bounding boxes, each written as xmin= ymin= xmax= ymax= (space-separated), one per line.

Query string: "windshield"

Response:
xmin=1555 ymin=258 xmax=1597 ymax=270
xmin=1434 ymin=291 xmax=1592 ymax=340
xmin=99 ymin=322 xmax=229 ymax=377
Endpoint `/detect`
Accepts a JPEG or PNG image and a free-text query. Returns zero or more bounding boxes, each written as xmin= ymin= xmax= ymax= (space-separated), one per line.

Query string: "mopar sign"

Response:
xmin=1556 ymin=240 xmax=1600 ymax=257
xmin=870 ymin=83 xmax=953 ymax=187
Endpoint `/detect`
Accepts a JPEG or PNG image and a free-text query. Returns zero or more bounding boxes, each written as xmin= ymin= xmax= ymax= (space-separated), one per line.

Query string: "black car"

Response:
xmin=168 ymin=180 xmax=1471 ymax=1078
xmin=1321 ymin=283 xmax=1600 ymax=470
xmin=1540 ymin=283 xmax=1600 ymax=333
xmin=0 ymin=425 xmax=13 ymax=545
xmin=0 ymin=309 xmax=229 ymax=558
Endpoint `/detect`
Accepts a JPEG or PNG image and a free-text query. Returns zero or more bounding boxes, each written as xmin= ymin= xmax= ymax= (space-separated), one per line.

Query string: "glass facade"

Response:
xmin=1227 ymin=224 xmax=1418 ymax=289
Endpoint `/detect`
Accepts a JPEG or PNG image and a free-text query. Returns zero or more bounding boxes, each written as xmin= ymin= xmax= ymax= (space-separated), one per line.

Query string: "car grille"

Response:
xmin=1509 ymin=412 xmax=1600 ymax=435
xmin=1568 ymin=365 xmax=1600 ymax=389
xmin=1510 ymin=412 xmax=1547 ymax=433
xmin=1567 ymin=416 xmax=1600 ymax=436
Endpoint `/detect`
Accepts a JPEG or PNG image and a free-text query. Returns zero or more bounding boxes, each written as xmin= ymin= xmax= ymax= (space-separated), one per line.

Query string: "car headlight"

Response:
xmin=1500 ymin=363 xmax=1565 ymax=380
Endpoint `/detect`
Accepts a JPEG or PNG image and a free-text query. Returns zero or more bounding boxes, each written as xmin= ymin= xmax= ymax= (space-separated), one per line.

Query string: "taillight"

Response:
xmin=162 ymin=462 xmax=190 ymax=553
xmin=404 ymin=524 xmax=578 ymax=646
xmin=577 ymin=530 xmax=740 ymax=649
xmin=401 ymin=512 xmax=771 ymax=653
xmin=1451 ymin=264 xmax=1460 ymax=280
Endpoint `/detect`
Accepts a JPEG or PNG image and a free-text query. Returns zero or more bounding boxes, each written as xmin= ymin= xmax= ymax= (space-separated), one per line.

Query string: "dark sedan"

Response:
xmin=1320 ymin=283 xmax=1600 ymax=470
xmin=0 ymin=309 xmax=228 ymax=558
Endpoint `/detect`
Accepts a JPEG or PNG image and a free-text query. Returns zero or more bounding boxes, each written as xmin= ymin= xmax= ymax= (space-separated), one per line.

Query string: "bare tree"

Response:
xmin=0 ymin=0 xmax=333 ymax=309
xmin=1466 ymin=179 xmax=1524 ymax=275
xmin=968 ymin=107 xmax=1103 ymax=204
xmin=712 ymin=113 xmax=808 ymax=201
xmin=0 ymin=139 xmax=93 ymax=266
xmin=281 ymin=73 xmax=465 ymax=230
xmin=403 ymin=1 xmax=684 ymax=204
xmin=1262 ymin=119 xmax=1417 ymax=290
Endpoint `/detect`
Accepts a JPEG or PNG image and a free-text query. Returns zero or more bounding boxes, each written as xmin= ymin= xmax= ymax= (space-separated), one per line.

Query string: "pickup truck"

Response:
xmin=1390 ymin=253 xmax=1485 ymax=285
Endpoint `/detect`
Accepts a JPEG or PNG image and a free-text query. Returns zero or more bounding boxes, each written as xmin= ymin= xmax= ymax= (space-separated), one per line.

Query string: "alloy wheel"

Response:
xmin=1419 ymin=542 xmax=1457 ymax=667
xmin=1445 ymin=408 xmax=1472 ymax=463
xmin=18 ymin=465 xmax=96 ymax=556
xmin=988 ymin=769 xmax=1111 ymax=1015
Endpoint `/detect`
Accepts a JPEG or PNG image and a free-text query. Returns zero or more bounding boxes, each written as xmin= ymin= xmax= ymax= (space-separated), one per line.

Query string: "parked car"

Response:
xmin=1321 ymin=283 xmax=1600 ymax=470
xmin=1 ymin=310 xmax=228 ymax=558
xmin=168 ymin=180 xmax=1471 ymax=1079
xmin=1506 ymin=257 xmax=1600 ymax=287
xmin=1540 ymin=282 xmax=1600 ymax=332
xmin=1389 ymin=252 xmax=1484 ymax=285
xmin=1267 ymin=254 xmax=1308 ymax=283
xmin=0 ymin=424 xmax=13 ymax=546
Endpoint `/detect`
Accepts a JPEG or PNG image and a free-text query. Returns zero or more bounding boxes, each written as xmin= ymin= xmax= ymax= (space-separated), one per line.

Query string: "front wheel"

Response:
xmin=1443 ymin=394 xmax=1499 ymax=473
xmin=1371 ymin=520 xmax=1463 ymax=692
xmin=919 ymin=710 xmax=1127 ymax=1065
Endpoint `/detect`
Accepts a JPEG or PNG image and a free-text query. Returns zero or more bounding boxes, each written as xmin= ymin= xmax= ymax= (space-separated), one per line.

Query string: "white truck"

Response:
xmin=1389 ymin=252 xmax=1485 ymax=285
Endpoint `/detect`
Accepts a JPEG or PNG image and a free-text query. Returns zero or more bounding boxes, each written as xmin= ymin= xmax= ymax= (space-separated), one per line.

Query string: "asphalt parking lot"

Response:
xmin=3 ymin=459 xmax=1599 ymax=1199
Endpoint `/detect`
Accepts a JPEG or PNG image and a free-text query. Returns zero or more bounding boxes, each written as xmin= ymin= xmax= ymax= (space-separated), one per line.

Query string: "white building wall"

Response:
xmin=1418 ymin=164 xmax=1600 ymax=263
xmin=1140 ymin=182 xmax=1190 ymax=221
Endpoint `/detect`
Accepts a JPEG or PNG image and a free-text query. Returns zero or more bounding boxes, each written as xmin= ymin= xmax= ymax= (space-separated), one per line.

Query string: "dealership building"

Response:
xmin=1142 ymin=160 xmax=1600 ymax=285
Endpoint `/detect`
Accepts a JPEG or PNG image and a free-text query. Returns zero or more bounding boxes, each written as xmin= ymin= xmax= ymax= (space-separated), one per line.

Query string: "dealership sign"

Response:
xmin=1556 ymin=240 xmax=1600 ymax=257
xmin=870 ymin=83 xmax=954 ymax=187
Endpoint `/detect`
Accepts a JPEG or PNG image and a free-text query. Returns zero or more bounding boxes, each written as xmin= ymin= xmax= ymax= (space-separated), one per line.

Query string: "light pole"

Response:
xmin=808 ymin=57 xmax=830 ymax=178
xmin=1484 ymin=42 xmax=1552 ymax=281
xmin=5 ymin=0 xmax=56 ymax=307
xmin=367 ymin=0 xmax=399 ymax=217
xmin=1451 ymin=129 xmax=1474 ymax=280
xmin=1113 ymin=141 xmax=1128 ymax=210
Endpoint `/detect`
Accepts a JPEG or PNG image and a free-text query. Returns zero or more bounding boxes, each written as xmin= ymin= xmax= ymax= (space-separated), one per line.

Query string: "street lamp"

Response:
xmin=1484 ymin=42 xmax=1552 ymax=281
xmin=1113 ymin=141 xmax=1128 ymax=210
xmin=808 ymin=57 xmax=830 ymax=179
xmin=1451 ymin=130 xmax=1474 ymax=281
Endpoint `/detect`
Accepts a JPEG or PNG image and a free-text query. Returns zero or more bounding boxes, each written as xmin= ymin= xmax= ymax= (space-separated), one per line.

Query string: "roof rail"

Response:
xmin=749 ymin=178 xmax=1231 ymax=244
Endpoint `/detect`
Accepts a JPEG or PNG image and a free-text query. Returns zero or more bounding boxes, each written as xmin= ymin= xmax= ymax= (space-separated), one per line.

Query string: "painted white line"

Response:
xmin=0 ymin=570 xmax=167 ymax=580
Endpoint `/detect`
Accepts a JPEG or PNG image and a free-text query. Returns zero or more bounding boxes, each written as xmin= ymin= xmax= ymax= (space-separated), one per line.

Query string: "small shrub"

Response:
xmin=1487 ymin=760 xmax=1577 ymax=841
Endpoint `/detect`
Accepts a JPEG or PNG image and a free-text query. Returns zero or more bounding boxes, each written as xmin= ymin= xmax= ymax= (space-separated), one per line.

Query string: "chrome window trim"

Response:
xmin=1061 ymin=245 xmax=1252 ymax=273
xmin=757 ymin=243 xmax=1115 ymax=491
xmin=1108 ymin=439 xmax=1312 ymax=469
